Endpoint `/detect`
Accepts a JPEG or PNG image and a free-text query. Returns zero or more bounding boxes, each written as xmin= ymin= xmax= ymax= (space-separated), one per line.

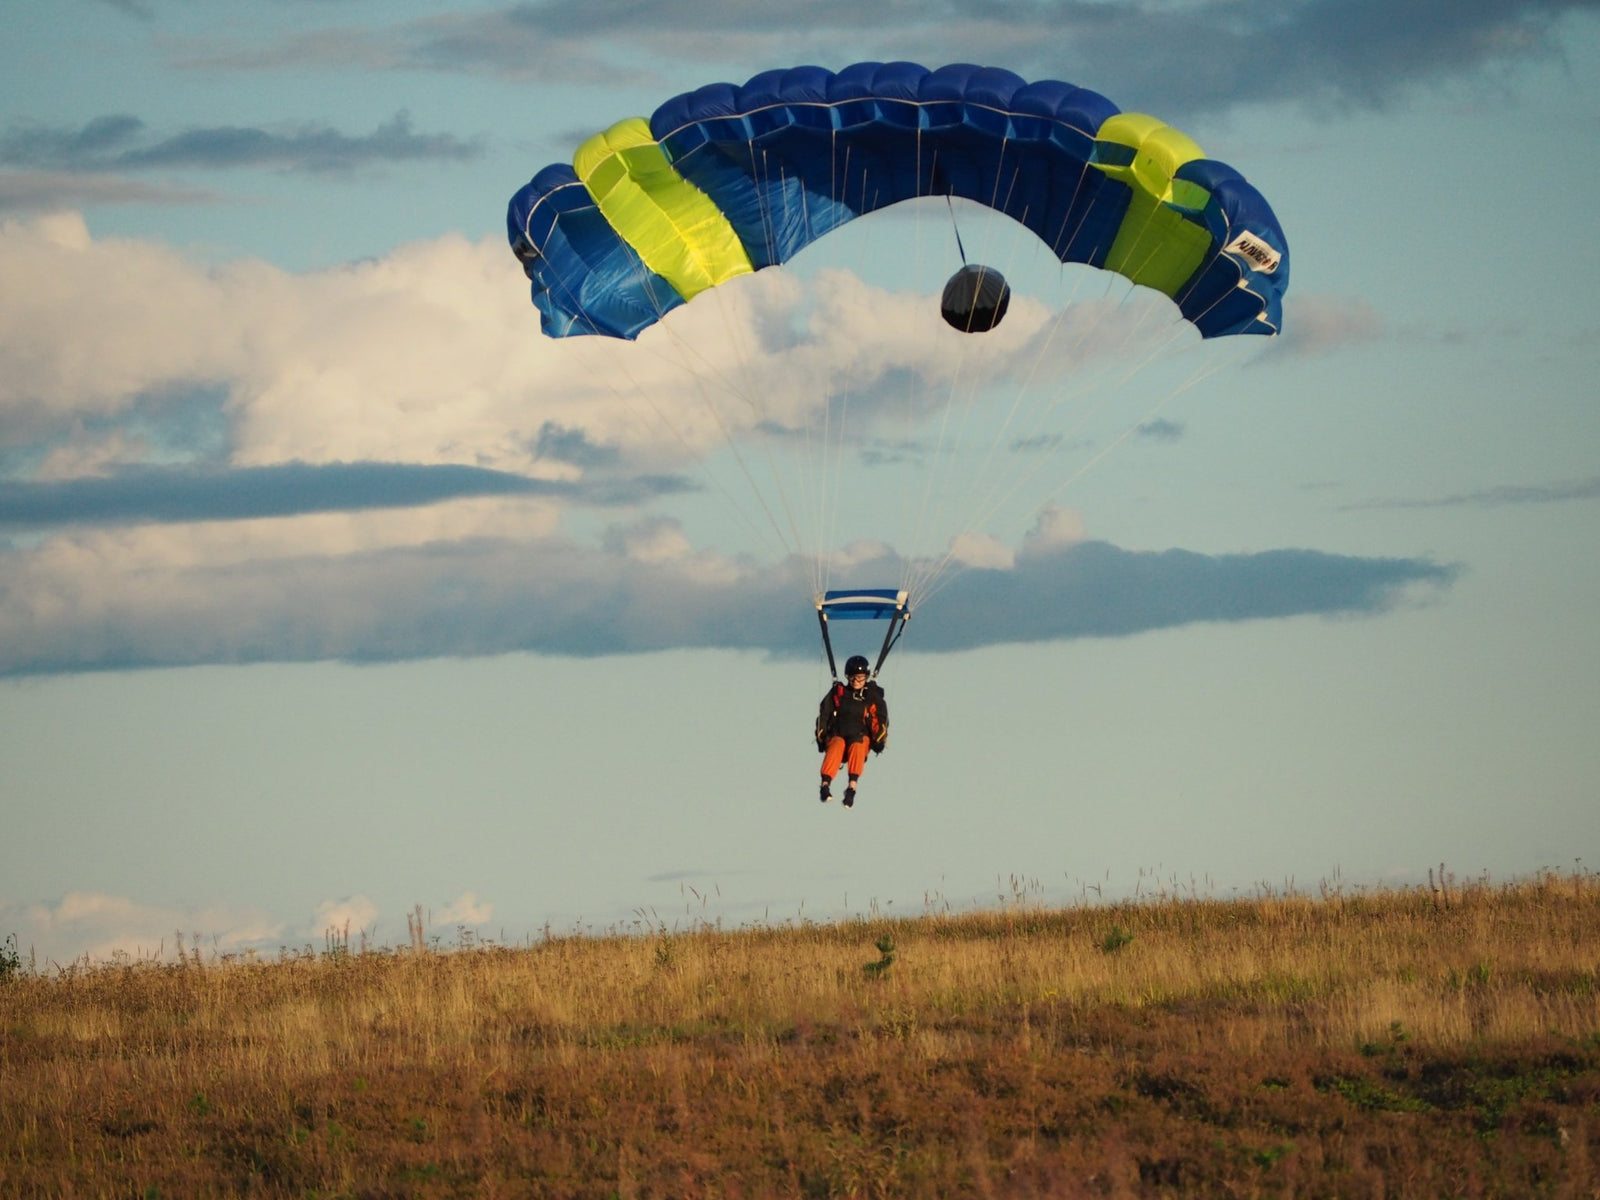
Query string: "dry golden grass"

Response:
xmin=3 ymin=872 xmax=1599 ymax=1197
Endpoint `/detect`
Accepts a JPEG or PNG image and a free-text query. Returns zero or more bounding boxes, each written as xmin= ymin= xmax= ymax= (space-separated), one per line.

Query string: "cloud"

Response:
xmin=0 ymin=170 xmax=218 ymax=213
xmin=1346 ymin=475 xmax=1600 ymax=510
xmin=0 ymin=211 xmax=1172 ymax=474
xmin=166 ymin=10 xmax=624 ymax=83
xmin=1023 ymin=504 xmax=1087 ymax=554
xmin=309 ymin=895 xmax=380 ymax=940
xmin=1137 ymin=418 xmax=1185 ymax=442
xmin=0 ymin=890 xmax=498 ymax=965
xmin=435 ymin=892 xmax=494 ymax=927
xmin=946 ymin=531 xmax=1015 ymax=570
xmin=0 ymin=892 xmax=284 ymax=967
xmin=94 ymin=0 xmax=153 ymax=17
xmin=193 ymin=0 xmax=1600 ymax=115
xmin=0 ymin=213 xmax=655 ymax=461
xmin=603 ymin=515 xmax=695 ymax=562
xmin=0 ymin=213 xmax=1459 ymax=677
xmin=0 ymin=517 xmax=1456 ymax=676
xmin=0 ymin=462 xmax=692 ymax=529
xmin=0 ymin=111 xmax=480 ymax=176
xmin=922 ymin=539 xmax=1458 ymax=649
xmin=1265 ymin=293 xmax=1387 ymax=358
xmin=533 ymin=421 xmax=620 ymax=469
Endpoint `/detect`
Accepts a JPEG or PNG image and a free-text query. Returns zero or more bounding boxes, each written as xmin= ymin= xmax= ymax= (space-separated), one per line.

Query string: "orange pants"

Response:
xmin=821 ymin=736 xmax=870 ymax=782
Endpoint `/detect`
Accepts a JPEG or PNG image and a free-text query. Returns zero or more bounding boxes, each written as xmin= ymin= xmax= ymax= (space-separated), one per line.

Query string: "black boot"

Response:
xmin=842 ymin=786 xmax=856 ymax=808
xmin=819 ymin=781 xmax=831 ymax=803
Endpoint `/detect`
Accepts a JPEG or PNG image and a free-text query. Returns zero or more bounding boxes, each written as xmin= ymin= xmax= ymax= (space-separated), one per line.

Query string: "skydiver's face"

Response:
xmin=850 ymin=671 xmax=869 ymax=684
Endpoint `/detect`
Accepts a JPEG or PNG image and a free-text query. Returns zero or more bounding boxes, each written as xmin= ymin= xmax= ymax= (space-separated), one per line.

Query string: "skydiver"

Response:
xmin=815 ymin=655 xmax=889 ymax=808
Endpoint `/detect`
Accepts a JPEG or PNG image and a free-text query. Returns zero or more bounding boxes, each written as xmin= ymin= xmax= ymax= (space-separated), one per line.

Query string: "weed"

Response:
xmin=0 ymin=933 xmax=21 ymax=982
xmin=1100 ymin=924 xmax=1135 ymax=954
xmin=1251 ymin=1141 xmax=1296 ymax=1168
xmin=1362 ymin=1021 xmax=1411 ymax=1057
xmin=1318 ymin=1073 xmax=1432 ymax=1113
xmin=863 ymin=933 xmax=895 ymax=978
xmin=653 ymin=936 xmax=676 ymax=970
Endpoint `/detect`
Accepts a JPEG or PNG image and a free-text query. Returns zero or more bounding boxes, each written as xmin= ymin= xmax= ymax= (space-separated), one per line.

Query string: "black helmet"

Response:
xmin=844 ymin=655 xmax=871 ymax=678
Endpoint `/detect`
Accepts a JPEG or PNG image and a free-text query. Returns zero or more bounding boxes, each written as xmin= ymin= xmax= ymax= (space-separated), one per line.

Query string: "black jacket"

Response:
xmin=816 ymin=681 xmax=889 ymax=752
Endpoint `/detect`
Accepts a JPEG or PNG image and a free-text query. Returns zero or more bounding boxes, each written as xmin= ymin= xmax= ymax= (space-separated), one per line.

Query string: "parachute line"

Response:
xmin=506 ymin=62 xmax=1289 ymax=643
xmin=947 ymin=195 xmax=969 ymax=267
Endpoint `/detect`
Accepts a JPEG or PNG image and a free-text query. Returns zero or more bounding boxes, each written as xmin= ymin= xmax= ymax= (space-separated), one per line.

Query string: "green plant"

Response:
xmin=864 ymin=933 xmax=896 ymax=978
xmin=1100 ymin=925 xmax=1135 ymax=954
xmin=0 ymin=933 xmax=22 ymax=981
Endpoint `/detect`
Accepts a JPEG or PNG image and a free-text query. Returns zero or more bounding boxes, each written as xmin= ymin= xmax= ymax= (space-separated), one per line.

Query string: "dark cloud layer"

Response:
xmin=374 ymin=0 xmax=1599 ymax=115
xmin=0 ymin=532 xmax=1456 ymax=676
xmin=1346 ymin=475 xmax=1600 ymax=510
xmin=93 ymin=0 xmax=153 ymax=17
xmin=532 ymin=422 xmax=621 ymax=469
xmin=0 ymin=112 xmax=479 ymax=175
xmin=921 ymin=542 xmax=1457 ymax=650
xmin=0 ymin=462 xmax=693 ymax=529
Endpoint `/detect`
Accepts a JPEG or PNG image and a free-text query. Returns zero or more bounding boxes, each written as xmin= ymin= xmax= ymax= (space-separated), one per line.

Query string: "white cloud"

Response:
xmin=0 ymin=889 xmax=498 ymax=966
xmin=604 ymin=515 xmax=694 ymax=563
xmin=1 ymin=891 xmax=284 ymax=966
xmin=309 ymin=894 xmax=379 ymax=940
xmin=1 ymin=213 xmax=241 ymax=431
xmin=1 ymin=211 xmax=1182 ymax=474
xmin=1022 ymin=504 xmax=1088 ymax=555
xmin=0 ymin=213 xmax=634 ymax=469
xmin=946 ymin=531 xmax=1014 ymax=570
xmin=35 ymin=429 xmax=153 ymax=480
xmin=1267 ymin=293 xmax=1386 ymax=358
xmin=434 ymin=892 xmax=493 ymax=927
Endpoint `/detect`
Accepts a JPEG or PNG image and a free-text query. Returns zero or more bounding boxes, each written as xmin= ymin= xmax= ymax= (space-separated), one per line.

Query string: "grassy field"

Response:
xmin=3 ymin=872 xmax=1599 ymax=1198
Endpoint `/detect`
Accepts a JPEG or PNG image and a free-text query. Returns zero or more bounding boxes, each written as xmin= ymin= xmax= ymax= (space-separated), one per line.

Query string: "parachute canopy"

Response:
xmin=507 ymin=62 xmax=1288 ymax=342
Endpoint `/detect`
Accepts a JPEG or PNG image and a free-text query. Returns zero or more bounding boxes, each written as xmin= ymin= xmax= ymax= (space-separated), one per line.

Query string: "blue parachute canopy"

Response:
xmin=508 ymin=62 xmax=1288 ymax=341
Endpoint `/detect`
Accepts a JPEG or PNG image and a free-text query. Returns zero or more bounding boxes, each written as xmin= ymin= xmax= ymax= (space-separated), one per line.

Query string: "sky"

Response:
xmin=2 ymin=0 xmax=1598 ymax=966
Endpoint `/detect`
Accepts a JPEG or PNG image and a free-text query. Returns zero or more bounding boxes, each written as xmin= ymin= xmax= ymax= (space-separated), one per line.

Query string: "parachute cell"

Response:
xmin=573 ymin=117 xmax=753 ymax=303
xmin=507 ymin=62 xmax=1288 ymax=342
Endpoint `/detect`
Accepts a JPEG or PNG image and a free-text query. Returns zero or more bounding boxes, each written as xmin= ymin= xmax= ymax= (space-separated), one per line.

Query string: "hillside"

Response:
xmin=3 ymin=874 xmax=1598 ymax=1197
